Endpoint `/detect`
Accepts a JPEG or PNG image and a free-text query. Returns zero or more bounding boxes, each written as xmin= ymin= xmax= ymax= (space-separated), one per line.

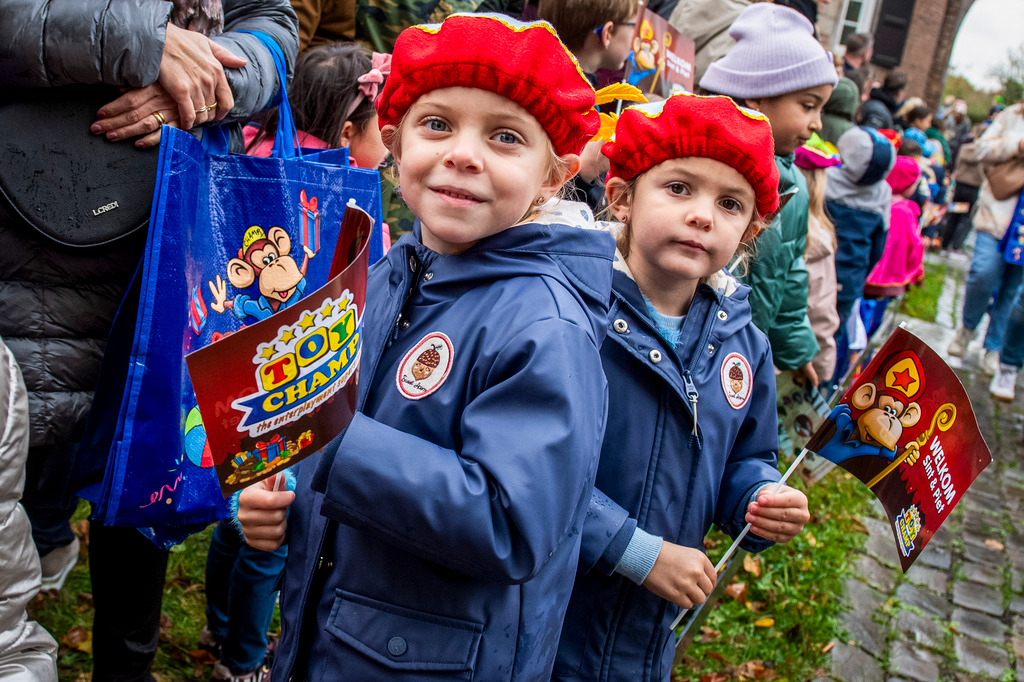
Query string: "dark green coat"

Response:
xmin=740 ymin=155 xmax=819 ymax=370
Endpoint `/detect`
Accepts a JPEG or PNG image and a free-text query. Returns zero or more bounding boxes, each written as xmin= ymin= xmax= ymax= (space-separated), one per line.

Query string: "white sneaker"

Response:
xmin=982 ymin=349 xmax=1000 ymax=375
xmin=990 ymin=363 xmax=1018 ymax=402
xmin=39 ymin=536 xmax=80 ymax=591
xmin=947 ymin=327 xmax=976 ymax=357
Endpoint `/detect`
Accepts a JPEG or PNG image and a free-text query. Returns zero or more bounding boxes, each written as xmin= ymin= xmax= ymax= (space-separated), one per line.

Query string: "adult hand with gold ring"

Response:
xmin=92 ymin=22 xmax=245 ymax=142
xmin=195 ymin=102 xmax=218 ymax=115
xmin=91 ymin=83 xmax=180 ymax=148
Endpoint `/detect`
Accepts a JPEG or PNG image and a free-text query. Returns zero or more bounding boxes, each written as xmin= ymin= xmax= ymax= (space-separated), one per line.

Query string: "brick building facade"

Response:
xmin=816 ymin=0 xmax=976 ymax=110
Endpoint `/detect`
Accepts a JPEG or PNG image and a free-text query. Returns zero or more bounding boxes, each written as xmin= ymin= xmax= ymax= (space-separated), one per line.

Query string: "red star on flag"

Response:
xmin=891 ymin=368 xmax=914 ymax=391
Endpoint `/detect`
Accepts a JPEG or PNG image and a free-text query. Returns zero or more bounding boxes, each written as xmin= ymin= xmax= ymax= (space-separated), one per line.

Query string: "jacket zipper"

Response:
xmin=682 ymin=297 xmax=719 ymax=443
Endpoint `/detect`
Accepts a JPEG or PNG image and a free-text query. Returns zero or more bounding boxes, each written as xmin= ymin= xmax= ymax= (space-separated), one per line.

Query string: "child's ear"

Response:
xmin=597 ymin=21 xmax=614 ymax=47
xmin=338 ymin=120 xmax=356 ymax=149
xmin=605 ymin=177 xmax=632 ymax=223
xmin=744 ymin=98 xmax=765 ymax=113
xmin=381 ymin=124 xmax=401 ymax=161
xmin=541 ymin=154 xmax=582 ymax=197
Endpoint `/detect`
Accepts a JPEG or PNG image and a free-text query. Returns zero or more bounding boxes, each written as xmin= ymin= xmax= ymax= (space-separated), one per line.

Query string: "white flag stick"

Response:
xmin=670 ymin=448 xmax=811 ymax=634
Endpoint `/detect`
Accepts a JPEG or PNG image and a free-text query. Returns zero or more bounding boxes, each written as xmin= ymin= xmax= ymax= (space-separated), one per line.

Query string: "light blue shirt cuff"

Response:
xmin=613 ymin=527 xmax=664 ymax=585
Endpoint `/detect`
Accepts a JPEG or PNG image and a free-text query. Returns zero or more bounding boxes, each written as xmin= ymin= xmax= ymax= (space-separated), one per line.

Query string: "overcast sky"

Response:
xmin=948 ymin=0 xmax=1024 ymax=90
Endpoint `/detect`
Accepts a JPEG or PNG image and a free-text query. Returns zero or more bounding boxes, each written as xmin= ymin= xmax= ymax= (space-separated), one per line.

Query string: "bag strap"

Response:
xmin=203 ymin=31 xmax=299 ymax=159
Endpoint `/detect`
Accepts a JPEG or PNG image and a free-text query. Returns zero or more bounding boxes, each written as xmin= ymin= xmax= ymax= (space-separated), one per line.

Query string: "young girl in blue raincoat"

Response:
xmin=237 ymin=14 xmax=617 ymax=681
xmin=553 ymin=93 xmax=810 ymax=682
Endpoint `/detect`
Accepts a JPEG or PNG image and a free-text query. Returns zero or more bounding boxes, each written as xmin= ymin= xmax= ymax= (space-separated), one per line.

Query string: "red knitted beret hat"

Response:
xmin=376 ymin=14 xmax=600 ymax=157
xmin=603 ymin=93 xmax=781 ymax=217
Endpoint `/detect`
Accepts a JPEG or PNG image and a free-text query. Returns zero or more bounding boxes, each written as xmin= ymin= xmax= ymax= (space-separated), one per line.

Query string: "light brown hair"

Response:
xmin=538 ymin=0 xmax=638 ymax=53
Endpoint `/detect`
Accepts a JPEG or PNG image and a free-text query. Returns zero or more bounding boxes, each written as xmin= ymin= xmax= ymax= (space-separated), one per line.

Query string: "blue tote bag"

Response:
xmin=76 ymin=32 xmax=383 ymax=545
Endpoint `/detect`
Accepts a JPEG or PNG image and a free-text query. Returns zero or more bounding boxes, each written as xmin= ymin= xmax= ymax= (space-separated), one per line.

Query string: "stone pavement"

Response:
xmin=829 ymin=251 xmax=1024 ymax=682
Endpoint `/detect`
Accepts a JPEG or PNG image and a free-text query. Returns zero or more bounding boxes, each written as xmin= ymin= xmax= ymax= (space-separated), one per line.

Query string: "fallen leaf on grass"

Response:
xmin=743 ymin=554 xmax=761 ymax=577
xmin=699 ymin=674 xmax=730 ymax=682
xmin=724 ymin=582 xmax=748 ymax=603
xmin=985 ymin=538 xmax=1005 ymax=550
xmin=706 ymin=651 xmax=726 ymax=664
xmin=753 ymin=617 xmax=775 ymax=628
xmin=71 ymin=519 xmax=90 ymax=542
xmin=804 ymin=532 xmax=817 ymax=547
xmin=74 ymin=674 xmax=92 ymax=682
xmin=737 ymin=660 xmax=775 ymax=679
xmin=61 ymin=625 xmax=92 ymax=654
xmin=158 ymin=614 xmax=173 ymax=642
xmin=821 ymin=641 xmax=836 ymax=654
xmin=188 ymin=648 xmax=218 ymax=665
xmin=704 ymin=536 xmax=720 ymax=551
xmin=744 ymin=600 xmax=767 ymax=613
xmin=698 ymin=625 xmax=720 ymax=643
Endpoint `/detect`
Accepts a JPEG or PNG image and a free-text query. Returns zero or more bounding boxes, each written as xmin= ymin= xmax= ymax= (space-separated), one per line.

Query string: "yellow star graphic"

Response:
xmin=259 ymin=345 xmax=277 ymax=360
xmin=319 ymin=300 xmax=336 ymax=320
xmin=298 ymin=311 xmax=317 ymax=332
xmin=279 ymin=329 xmax=296 ymax=344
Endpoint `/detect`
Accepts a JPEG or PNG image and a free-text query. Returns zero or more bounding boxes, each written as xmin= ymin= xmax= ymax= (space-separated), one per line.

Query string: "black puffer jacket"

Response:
xmin=0 ymin=0 xmax=298 ymax=447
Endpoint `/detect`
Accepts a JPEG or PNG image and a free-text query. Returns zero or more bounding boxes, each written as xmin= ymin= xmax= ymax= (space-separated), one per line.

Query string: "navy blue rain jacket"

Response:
xmin=274 ymin=210 xmax=615 ymax=681
xmin=554 ymin=264 xmax=780 ymax=682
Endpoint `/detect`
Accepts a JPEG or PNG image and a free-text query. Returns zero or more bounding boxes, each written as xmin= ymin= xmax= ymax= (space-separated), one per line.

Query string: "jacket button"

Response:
xmin=399 ymin=318 xmax=410 ymax=330
xmin=613 ymin=319 xmax=629 ymax=333
xmin=408 ymin=254 xmax=419 ymax=272
xmin=707 ymin=344 xmax=715 ymax=354
xmin=718 ymin=310 xmax=728 ymax=320
xmin=649 ymin=349 xmax=662 ymax=364
xmin=387 ymin=636 xmax=408 ymax=656
xmin=423 ymin=271 xmax=434 ymax=281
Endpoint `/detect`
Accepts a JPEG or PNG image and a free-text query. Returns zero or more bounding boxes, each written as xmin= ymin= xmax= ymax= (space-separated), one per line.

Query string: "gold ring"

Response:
xmin=195 ymin=102 xmax=218 ymax=114
xmin=153 ymin=111 xmax=167 ymax=125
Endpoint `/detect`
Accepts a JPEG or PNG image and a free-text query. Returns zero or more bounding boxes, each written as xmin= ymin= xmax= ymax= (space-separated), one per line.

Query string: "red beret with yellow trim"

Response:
xmin=603 ymin=93 xmax=781 ymax=217
xmin=376 ymin=14 xmax=600 ymax=157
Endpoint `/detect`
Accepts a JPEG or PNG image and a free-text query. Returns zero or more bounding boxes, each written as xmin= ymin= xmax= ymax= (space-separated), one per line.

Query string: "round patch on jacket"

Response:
xmin=396 ymin=332 xmax=454 ymax=400
xmin=721 ymin=352 xmax=752 ymax=409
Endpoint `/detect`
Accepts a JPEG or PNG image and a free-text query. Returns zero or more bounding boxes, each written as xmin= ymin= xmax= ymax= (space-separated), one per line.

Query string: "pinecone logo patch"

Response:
xmin=720 ymin=352 xmax=752 ymax=409
xmin=397 ymin=332 xmax=454 ymax=400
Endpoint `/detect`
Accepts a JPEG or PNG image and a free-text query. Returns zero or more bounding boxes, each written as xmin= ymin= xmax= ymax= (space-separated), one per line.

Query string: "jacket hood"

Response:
xmin=868 ymin=87 xmax=899 ymax=112
xmin=824 ymin=77 xmax=859 ymax=119
xmin=825 ymin=126 xmax=895 ymax=222
xmin=409 ymin=199 xmax=616 ymax=339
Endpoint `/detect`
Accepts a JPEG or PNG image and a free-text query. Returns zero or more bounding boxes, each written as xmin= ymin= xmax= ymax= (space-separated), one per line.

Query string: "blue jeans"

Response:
xmin=205 ymin=521 xmax=287 ymax=674
xmin=1001 ymin=287 xmax=1024 ymax=368
xmin=961 ymin=232 xmax=1024 ymax=351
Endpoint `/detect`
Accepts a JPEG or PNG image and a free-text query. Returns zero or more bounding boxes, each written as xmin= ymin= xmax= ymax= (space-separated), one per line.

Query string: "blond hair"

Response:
xmin=798 ymin=166 xmax=836 ymax=251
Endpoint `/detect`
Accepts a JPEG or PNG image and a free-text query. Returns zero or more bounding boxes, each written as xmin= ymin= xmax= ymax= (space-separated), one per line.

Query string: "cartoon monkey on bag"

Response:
xmin=209 ymin=225 xmax=315 ymax=322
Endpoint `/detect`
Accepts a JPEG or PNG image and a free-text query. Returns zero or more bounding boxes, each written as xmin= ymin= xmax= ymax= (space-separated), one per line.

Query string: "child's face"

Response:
xmin=747 ymin=84 xmax=833 ymax=156
xmin=385 ymin=88 xmax=575 ymax=255
xmin=343 ymin=113 xmax=389 ymax=169
xmin=610 ymin=156 xmax=756 ymax=299
xmin=600 ymin=10 xmax=639 ymax=72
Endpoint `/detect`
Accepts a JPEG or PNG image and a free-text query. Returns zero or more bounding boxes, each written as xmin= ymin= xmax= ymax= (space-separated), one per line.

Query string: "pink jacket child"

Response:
xmin=864 ymin=157 xmax=924 ymax=297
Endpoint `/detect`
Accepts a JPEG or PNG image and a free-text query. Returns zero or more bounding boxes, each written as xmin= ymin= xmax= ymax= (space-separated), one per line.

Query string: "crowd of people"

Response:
xmin=1 ymin=1 xmax=1022 ymax=682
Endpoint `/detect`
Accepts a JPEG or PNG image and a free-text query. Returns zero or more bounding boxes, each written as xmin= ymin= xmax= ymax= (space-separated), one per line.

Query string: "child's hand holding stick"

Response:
xmin=670 ymin=450 xmax=811 ymax=633
xmin=238 ymin=473 xmax=294 ymax=552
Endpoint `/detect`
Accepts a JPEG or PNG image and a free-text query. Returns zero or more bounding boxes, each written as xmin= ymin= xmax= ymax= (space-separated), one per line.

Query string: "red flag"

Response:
xmin=186 ymin=203 xmax=372 ymax=497
xmin=806 ymin=327 xmax=991 ymax=571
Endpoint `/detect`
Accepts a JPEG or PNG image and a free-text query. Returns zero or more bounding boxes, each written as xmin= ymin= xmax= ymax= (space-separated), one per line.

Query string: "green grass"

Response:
xmin=27 ymin=501 xmax=220 ymax=681
xmin=899 ymin=262 xmax=947 ymax=322
xmin=674 ymin=467 xmax=877 ymax=681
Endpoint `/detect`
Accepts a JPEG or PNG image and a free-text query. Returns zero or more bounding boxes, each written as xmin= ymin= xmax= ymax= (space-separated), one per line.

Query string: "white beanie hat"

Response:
xmin=699 ymin=4 xmax=838 ymax=99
